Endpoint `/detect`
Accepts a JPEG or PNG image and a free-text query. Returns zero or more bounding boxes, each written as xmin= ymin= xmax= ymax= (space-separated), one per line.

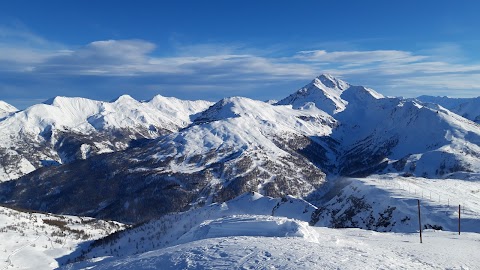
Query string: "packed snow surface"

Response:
xmin=67 ymin=225 xmax=480 ymax=270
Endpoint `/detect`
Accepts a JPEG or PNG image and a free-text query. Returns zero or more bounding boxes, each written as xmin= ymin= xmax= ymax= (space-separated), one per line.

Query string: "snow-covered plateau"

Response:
xmin=0 ymin=74 xmax=478 ymax=269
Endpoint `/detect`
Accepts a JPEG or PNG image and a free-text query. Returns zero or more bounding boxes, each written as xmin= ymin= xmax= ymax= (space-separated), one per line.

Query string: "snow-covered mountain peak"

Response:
xmin=0 ymin=94 xmax=214 ymax=182
xmin=193 ymin=96 xmax=335 ymax=132
xmin=333 ymin=92 xmax=480 ymax=177
xmin=112 ymin=94 xmax=138 ymax=104
xmin=148 ymin=95 xmax=214 ymax=119
xmin=43 ymin=96 xmax=103 ymax=118
xmin=315 ymin=73 xmax=350 ymax=90
xmin=0 ymin=100 xmax=18 ymax=118
xmin=149 ymin=94 xmax=176 ymax=105
xmin=193 ymin=97 xmax=255 ymax=123
xmin=3 ymin=97 xmax=103 ymax=135
xmin=276 ymin=74 xmax=389 ymax=115
xmin=0 ymin=100 xmax=17 ymax=112
xmin=276 ymin=74 xmax=350 ymax=114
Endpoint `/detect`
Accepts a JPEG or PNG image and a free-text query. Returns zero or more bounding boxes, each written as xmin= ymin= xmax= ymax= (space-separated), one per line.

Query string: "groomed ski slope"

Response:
xmin=66 ymin=220 xmax=480 ymax=270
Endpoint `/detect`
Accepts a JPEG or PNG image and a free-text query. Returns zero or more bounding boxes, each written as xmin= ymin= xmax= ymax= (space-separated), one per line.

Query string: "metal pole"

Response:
xmin=458 ymin=204 xmax=461 ymax=235
xmin=418 ymin=199 xmax=422 ymax=243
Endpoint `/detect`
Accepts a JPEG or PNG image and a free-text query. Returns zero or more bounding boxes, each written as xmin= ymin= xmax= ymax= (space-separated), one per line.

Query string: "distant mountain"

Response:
xmin=0 ymin=95 xmax=212 ymax=181
xmin=417 ymin=95 xmax=480 ymax=123
xmin=276 ymin=76 xmax=480 ymax=178
xmin=0 ymin=101 xmax=17 ymax=119
xmin=275 ymin=74 xmax=383 ymax=114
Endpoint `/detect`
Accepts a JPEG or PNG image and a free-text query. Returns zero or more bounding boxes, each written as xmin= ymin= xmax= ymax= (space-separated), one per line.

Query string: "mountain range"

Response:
xmin=0 ymin=95 xmax=212 ymax=181
xmin=0 ymin=74 xmax=478 ymax=224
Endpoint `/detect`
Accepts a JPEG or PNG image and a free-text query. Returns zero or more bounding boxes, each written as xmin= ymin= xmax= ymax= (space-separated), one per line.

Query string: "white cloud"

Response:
xmin=0 ymin=24 xmax=68 ymax=71
xmin=0 ymin=24 xmax=53 ymax=47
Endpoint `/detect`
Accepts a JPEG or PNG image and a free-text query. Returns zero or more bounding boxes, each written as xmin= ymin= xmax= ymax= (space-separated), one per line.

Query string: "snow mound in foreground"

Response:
xmin=175 ymin=215 xmax=319 ymax=245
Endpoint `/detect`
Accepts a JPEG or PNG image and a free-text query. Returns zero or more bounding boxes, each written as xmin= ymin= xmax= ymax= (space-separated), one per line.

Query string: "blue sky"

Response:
xmin=1 ymin=0 xmax=480 ymax=108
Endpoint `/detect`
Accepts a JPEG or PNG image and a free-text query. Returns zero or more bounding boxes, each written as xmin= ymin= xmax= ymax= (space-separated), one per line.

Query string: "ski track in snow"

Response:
xmin=66 ymin=230 xmax=480 ymax=270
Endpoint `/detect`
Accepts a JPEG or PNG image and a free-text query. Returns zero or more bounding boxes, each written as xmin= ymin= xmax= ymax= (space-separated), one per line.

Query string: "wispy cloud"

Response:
xmin=31 ymin=39 xmax=316 ymax=79
xmin=295 ymin=50 xmax=427 ymax=64
xmin=0 ymin=24 xmax=68 ymax=70
xmin=1 ymin=25 xmax=480 ymax=109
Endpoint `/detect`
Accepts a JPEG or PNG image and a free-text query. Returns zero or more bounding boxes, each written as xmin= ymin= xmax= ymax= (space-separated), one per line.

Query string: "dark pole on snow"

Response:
xmin=458 ymin=204 xmax=461 ymax=235
xmin=418 ymin=199 xmax=422 ymax=243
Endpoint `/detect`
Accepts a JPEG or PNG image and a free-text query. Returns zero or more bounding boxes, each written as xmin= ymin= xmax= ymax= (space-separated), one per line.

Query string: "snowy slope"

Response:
xmin=0 ymin=101 xmax=17 ymax=119
xmin=0 ymin=95 xmax=212 ymax=181
xmin=64 ymin=174 xmax=480 ymax=266
xmin=417 ymin=95 xmax=480 ymax=123
xmin=0 ymin=205 xmax=125 ymax=270
xmin=332 ymin=90 xmax=480 ymax=178
xmin=312 ymin=175 xmax=480 ymax=233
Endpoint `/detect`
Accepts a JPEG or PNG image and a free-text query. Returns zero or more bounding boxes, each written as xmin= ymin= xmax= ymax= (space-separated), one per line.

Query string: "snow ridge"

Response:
xmin=417 ymin=95 xmax=480 ymax=123
xmin=0 ymin=100 xmax=18 ymax=119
